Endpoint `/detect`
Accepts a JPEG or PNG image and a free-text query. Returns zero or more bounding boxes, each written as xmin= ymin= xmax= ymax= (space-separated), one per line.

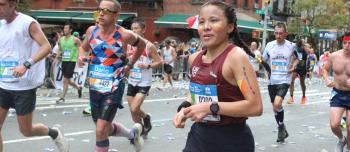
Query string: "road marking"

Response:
xmin=36 ymin=97 xmax=186 ymax=110
xmin=4 ymin=130 xmax=94 ymax=144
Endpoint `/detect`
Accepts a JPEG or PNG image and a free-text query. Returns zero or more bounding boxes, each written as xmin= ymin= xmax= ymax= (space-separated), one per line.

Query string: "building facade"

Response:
xmin=30 ymin=0 xmax=270 ymax=43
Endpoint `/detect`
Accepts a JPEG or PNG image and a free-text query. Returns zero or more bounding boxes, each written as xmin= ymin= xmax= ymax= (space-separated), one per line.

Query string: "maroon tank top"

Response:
xmin=190 ymin=44 xmax=247 ymax=125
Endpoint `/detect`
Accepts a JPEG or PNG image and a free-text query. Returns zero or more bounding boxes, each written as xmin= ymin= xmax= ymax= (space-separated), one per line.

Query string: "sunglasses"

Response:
xmin=95 ymin=8 xmax=117 ymax=14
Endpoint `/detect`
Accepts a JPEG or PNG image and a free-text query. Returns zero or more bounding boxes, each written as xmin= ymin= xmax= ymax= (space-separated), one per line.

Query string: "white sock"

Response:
xmin=114 ymin=122 xmax=133 ymax=139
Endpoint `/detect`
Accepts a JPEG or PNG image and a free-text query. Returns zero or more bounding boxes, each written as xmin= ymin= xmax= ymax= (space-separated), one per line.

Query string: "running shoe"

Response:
xmin=335 ymin=136 xmax=346 ymax=152
xmin=52 ymin=125 xmax=69 ymax=152
xmin=287 ymin=97 xmax=294 ymax=104
xmin=130 ymin=123 xmax=144 ymax=152
xmin=56 ymin=98 xmax=65 ymax=104
xmin=300 ymin=96 xmax=307 ymax=105
xmin=142 ymin=114 xmax=152 ymax=139
xmin=276 ymin=125 xmax=289 ymax=143
xmin=82 ymin=105 xmax=91 ymax=116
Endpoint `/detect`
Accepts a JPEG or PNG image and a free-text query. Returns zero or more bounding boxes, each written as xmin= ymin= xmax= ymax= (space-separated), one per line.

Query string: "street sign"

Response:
xmin=256 ymin=9 xmax=265 ymax=14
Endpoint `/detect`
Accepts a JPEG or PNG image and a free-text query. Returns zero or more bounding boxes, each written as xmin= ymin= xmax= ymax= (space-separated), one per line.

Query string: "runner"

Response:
xmin=161 ymin=40 xmax=176 ymax=88
xmin=306 ymin=47 xmax=317 ymax=81
xmin=126 ymin=18 xmax=162 ymax=139
xmin=173 ymin=1 xmax=263 ymax=151
xmin=287 ymin=38 xmax=307 ymax=104
xmin=262 ymin=22 xmax=298 ymax=143
xmin=0 ymin=0 xmax=68 ymax=151
xmin=322 ymin=32 xmax=350 ymax=152
xmin=55 ymin=23 xmax=82 ymax=104
xmin=249 ymin=41 xmax=261 ymax=76
xmin=77 ymin=0 xmax=146 ymax=151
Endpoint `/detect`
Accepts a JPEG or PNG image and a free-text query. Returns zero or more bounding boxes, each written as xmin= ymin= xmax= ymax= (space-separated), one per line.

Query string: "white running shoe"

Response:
xmin=52 ymin=126 xmax=69 ymax=152
xmin=130 ymin=123 xmax=144 ymax=152
xmin=335 ymin=136 xmax=346 ymax=152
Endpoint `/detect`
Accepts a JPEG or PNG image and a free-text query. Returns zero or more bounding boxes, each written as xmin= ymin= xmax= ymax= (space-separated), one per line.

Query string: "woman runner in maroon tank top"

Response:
xmin=173 ymin=1 xmax=263 ymax=152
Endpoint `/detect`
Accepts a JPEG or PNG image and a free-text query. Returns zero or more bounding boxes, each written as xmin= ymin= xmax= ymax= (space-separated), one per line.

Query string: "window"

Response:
xmin=243 ymin=0 xmax=249 ymax=9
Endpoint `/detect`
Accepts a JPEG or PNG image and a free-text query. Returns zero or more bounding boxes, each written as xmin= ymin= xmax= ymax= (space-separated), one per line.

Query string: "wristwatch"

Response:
xmin=210 ymin=102 xmax=220 ymax=116
xmin=23 ymin=61 xmax=32 ymax=69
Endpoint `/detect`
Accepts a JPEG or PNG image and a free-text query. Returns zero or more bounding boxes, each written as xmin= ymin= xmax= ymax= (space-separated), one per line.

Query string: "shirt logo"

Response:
xmin=192 ymin=66 xmax=200 ymax=77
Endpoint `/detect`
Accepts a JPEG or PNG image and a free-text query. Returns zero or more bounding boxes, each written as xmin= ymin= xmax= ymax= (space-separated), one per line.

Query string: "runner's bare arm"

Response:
xmin=147 ymin=42 xmax=162 ymax=68
xmin=121 ymin=29 xmax=146 ymax=66
xmin=78 ymin=26 xmax=95 ymax=58
xmin=218 ymin=47 xmax=263 ymax=117
xmin=29 ymin=22 xmax=51 ymax=63
xmin=322 ymin=52 xmax=334 ymax=87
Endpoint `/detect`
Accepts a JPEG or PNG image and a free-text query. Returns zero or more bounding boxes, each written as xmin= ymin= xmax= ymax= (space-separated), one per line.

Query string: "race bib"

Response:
xmin=89 ymin=64 xmax=114 ymax=93
xmin=189 ymin=82 xmax=220 ymax=122
xmin=62 ymin=49 xmax=71 ymax=60
xmin=129 ymin=68 xmax=142 ymax=82
xmin=271 ymin=61 xmax=288 ymax=74
xmin=0 ymin=61 xmax=19 ymax=82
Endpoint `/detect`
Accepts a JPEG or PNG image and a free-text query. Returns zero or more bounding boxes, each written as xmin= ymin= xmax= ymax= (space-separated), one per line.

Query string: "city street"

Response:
xmin=2 ymin=79 xmax=338 ymax=152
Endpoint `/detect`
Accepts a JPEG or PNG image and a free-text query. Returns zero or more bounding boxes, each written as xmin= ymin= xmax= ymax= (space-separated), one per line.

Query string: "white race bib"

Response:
xmin=189 ymin=82 xmax=220 ymax=122
xmin=0 ymin=60 xmax=19 ymax=82
xmin=271 ymin=61 xmax=288 ymax=74
xmin=129 ymin=68 xmax=142 ymax=82
xmin=89 ymin=64 xmax=114 ymax=93
xmin=62 ymin=49 xmax=71 ymax=60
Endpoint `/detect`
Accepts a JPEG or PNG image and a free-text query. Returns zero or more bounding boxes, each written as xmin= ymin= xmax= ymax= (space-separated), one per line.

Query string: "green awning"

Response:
xmin=154 ymin=14 xmax=194 ymax=28
xmin=29 ymin=10 xmax=136 ymax=24
xmin=154 ymin=13 xmax=273 ymax=32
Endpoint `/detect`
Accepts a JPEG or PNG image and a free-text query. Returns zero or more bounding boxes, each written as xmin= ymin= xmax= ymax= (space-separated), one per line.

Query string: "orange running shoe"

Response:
xmin=287 ymin=97 xmax=294 ymax=104
xmin=301 ymin=97 xmax=307 ymax=105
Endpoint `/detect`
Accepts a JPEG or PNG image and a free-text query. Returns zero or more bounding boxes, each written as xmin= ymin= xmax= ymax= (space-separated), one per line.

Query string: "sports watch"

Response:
xmin=210 ymin=102 xmax=219 ymax=116
xmin=23 ymin=61 xmax=32 ymax=69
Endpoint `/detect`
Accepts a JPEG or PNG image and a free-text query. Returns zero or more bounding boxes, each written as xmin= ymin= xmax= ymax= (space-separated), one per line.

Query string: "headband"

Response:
xmin=343 ymin=36 xmax=350 ymax=41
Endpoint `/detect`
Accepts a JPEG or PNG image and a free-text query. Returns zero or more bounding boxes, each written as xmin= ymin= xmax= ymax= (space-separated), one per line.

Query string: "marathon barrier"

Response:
xmin=51 ymin=60 xmax=89 ymax=90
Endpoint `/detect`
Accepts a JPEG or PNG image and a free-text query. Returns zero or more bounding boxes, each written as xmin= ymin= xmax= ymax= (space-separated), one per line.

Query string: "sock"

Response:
xmin=274 ymin=108 xmax=284 ymax=127
xmin=48 ymin=128 xmax=58 ymax=139
xmin=114 ymin=122 xmax=133 ymax=139
xmin=95 ymin=140 xmax=109 ymax=152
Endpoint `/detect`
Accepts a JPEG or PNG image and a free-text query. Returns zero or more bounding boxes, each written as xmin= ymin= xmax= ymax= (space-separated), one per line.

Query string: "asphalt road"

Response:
xmin=1 ymin=79 xmax=339 ymax=152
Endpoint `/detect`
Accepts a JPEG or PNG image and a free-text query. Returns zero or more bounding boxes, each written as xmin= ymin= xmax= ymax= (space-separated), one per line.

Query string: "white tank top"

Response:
xmin=262 ymin=40 xmax=295 ymax=85
xmin=127 ymin=45 xmax=153 ymax=87
xmin=163 ymin=47 xmax=174 ymax=67
xmin=0 ymin=13 xmax=45 ymax=90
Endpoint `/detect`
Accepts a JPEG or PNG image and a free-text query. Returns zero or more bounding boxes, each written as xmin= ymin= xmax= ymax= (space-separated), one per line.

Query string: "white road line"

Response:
xmin=36 ymin=97 xmax=186 ymax=110
xmin=4 ymin=130 xmax=94 ymax=144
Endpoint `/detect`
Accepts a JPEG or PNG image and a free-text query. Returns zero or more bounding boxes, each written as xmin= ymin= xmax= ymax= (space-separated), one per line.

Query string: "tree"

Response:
xmin=17 ymin=0 xmax=31 ymax=14
xmin=288 ymin=0 xmax=349 ymax=48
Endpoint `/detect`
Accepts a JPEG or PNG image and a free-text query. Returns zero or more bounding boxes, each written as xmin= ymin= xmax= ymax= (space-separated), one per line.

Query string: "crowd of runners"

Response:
xmin=0 ymin=0 xmax=350 ymax=152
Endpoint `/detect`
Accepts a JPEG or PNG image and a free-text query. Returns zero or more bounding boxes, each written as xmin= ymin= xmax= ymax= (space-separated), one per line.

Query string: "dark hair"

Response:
xmin=296 ymin=38 xmax=304 ymax=48
xmin=64 ymin=22 xmax=74 ymax=30
xmin=342 ymin=32 xmax=350 ymax=40
xmin=165 ymin=40 xmax=171 ymax=45
xmin=100 ymin=0 xmax=121 ymax=12
xmin=275 ymin=22 xmax=287 ymax=32
xmin=201 ymin=0 xmax=253 ymax=57
xmin=131 ymin=18 xmax=146 ymax=30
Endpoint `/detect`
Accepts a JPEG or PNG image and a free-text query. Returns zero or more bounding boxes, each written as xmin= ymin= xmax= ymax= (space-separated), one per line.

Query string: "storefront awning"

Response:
xmin=154 ymin=13 xmax=273 ymax=32
xmin=154 ymin=14 xmax=194 ymax=28
xmin=29 ymin=10 xmax=136 ymax=24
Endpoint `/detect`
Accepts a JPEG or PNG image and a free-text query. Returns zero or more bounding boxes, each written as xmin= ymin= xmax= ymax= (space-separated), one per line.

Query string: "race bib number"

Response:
xmin=62 ymin=49 xmax=71 ymax=60
xmin=189 ymin=82 xmax=220 ymax=122
xmin=89 ymin=64 xmax=114 ymax=93
xmin=0 ymin=61 xmax=19 ymax=82
xmin=271 ymin=61 xmax=288 ymax=74
xmin=129 ymin=68 xmax=142 ymax=82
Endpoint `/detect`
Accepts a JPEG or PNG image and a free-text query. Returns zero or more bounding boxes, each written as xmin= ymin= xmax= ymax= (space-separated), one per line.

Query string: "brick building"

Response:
xmin=30 ymin=0 xmax=271 ymax=43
